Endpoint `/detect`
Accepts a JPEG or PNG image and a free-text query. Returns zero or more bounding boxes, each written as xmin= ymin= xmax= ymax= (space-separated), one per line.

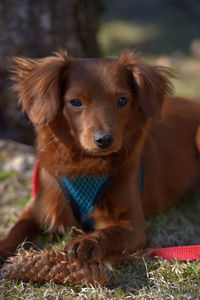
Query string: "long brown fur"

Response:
xmin=0 ymin=50 xmax=200 ymax=263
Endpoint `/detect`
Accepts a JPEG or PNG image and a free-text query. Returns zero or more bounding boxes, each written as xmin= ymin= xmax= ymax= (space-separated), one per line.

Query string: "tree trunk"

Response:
xmin=0 ymin=0 xmax=101 ymax=144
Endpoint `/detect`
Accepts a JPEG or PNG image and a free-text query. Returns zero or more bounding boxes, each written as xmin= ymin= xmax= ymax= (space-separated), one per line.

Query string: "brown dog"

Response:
xmin=0 ymin=50 xmax=200 ymax=263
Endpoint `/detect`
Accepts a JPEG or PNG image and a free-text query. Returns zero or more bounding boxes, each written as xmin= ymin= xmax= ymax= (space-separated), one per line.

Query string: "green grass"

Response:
xmin=0 ymin=154 xmax=5 ymax=165
xmin=18 ymin=196 xmax=31 ymax=208
xmin=0 ymin=170 xmax=15 ymax=182
xmin=172 ymin=75 xmax=200 ymax=100
xmin=138 ymin=260 xmax=200 ymax=299
xmin=97 ymin=20 xmax=160 ymax=57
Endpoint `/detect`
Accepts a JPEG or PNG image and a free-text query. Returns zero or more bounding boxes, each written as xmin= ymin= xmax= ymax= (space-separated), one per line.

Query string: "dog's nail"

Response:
xmin=76 ymin=246 xmax=81 ymax=256
xmin=67 ymin=244 xmax=78 ymax=257
xmin=90 ymin=248 xmax=94 ymax=258
xmin=63 ymin=245 xmax=69 ymax=252
xmin=79 ymin=253 xmax=88 ymax=260
xmin=0 ymin=271 xmax=4 ymax=279
xmin=67 ymin=249 xmax=73 ymax=257
xmin=79 ymin=252 xmax=88 ymax=261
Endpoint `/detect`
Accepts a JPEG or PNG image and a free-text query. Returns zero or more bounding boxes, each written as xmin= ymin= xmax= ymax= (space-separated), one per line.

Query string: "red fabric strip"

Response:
xmin=150 ymin=245 xmax=200 ymax=261
xmin=32 ymin=158 xmax=40 ymax=198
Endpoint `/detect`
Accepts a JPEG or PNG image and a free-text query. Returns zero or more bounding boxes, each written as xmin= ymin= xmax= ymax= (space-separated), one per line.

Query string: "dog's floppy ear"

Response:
xmin=10 ymin=51 xmax=70 ymax=125
xmin=119 ymin=50 xmax=173 ymax=119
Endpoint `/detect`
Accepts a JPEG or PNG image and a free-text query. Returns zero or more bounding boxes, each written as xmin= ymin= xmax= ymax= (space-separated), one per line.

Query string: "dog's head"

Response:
xmin=11 ymin=50 xmax=172 ymax=157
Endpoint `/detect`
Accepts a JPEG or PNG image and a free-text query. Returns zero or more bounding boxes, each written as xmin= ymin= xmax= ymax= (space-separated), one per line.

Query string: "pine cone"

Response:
xmin=1 ymin=249 xmax=114 ymax=286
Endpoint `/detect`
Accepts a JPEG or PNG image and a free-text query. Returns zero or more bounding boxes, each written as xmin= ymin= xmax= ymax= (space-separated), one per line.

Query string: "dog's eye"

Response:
xmin=116 ymin=97 xmax=128 ymax=108
xmin=69 ymin=99 xmax=84 ymax=108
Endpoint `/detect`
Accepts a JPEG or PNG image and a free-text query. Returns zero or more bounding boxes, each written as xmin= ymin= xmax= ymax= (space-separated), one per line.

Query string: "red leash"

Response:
xmin=150 ymin=245 xmax=200 ymax=261
xmin=32 ymin=159 xmax=200 ymax=261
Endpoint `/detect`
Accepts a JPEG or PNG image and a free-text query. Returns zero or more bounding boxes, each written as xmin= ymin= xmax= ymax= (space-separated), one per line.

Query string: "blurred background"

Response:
xmin=0 ymin=0 xmax=200 ymax=144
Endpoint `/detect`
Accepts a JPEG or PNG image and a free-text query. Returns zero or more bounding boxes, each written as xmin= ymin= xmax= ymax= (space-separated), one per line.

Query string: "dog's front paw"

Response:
xmin=64 ymin=235 xmax=106 ymax=262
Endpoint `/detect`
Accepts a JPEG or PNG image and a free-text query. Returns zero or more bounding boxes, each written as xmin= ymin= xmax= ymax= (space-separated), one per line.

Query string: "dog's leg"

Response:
xmin=64 ymin=191 xmax=146 ymax=262
xmin=0 ymin=206 xmax=39 ymax=264
xmin=65 ymin=225 xmax=146 ymax=263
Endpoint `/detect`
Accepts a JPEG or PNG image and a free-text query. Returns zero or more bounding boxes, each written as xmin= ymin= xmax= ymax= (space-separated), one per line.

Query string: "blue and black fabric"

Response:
xmin=57 ymin=174 xmax=117 ymax=231
xmin=57 ymin=167 xmax=143 ymax=231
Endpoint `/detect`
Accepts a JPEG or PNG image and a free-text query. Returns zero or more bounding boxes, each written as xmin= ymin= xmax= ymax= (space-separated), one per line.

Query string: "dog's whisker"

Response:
xmin=40 ymin=137 xmax=57 ymax=152
xmin=69 ymin=137 xmax=80 ymax=152
xmin=121 ymin=144 xmax=129 ymax=157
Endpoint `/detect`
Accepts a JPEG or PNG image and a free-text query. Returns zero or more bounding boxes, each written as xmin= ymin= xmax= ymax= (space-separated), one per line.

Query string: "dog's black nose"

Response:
xmin=94 ymin=131 xmax=114 ymax=149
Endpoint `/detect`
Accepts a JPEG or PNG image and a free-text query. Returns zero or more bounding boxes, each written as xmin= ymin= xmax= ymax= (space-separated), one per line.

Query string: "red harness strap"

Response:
xmin=32 ymin=158 xmax=40 ymax=198
xmin=32 ymin=159 xmax=200 ymax=261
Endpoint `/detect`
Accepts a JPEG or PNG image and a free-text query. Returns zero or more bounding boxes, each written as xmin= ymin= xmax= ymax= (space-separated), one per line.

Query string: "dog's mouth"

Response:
xmin=88 ymin=150 xmax=115 ymax=157
xmin=81 ymin=145 xmax=122 ymax=158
